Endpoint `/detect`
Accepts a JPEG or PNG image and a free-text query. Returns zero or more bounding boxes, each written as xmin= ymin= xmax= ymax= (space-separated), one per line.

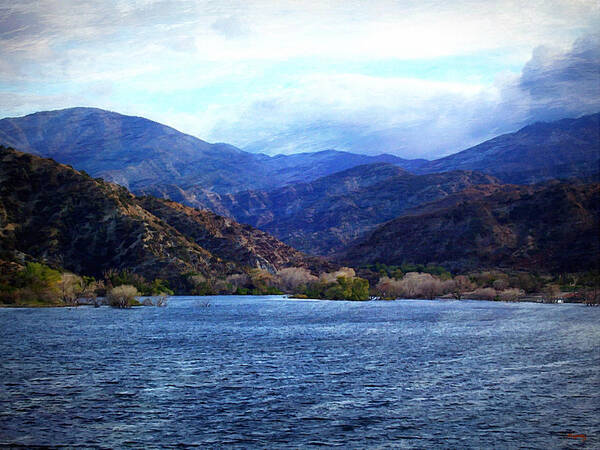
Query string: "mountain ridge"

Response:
xmin=2 ymin=107 xmax=598 ymax=264
xmin=0 ymin=146 xmax=332 ymax=290
xmin=2 ymin=108 xmax=597 ymax=197
xmin=419 ymin=112 xmax=600 ymax=183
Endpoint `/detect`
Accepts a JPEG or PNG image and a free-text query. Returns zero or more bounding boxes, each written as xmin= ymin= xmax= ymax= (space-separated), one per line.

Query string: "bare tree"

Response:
xmin=275 ymin=267 xmax=317 ymax=292
xmin=498 ymin=288 xmax=525 ymax=302
xmin=59 ymin=273 xmax=83 ymax=306
xmin=399 ymin=273 xmax=439 ymax=298
xmin=320 ymin=267 xmax=356 ymax=284
xmin=582 ymin=286 xmax=599 ymax=306
xmin=249 ymin=268 xmax=276 ymax=291
xmin=420 ymin=278 xmax=444 ymax=300
xmin=542 ymin=284 xmax=561 ymax=303
xmin=107 ymin=285 xmax=139 ymax=308
xmin=449 ymin=275 xmax=475 ymax=299
xmin=470 ymin=288 xmax=497 ymax=301
xmin=376 ymin=272 xmax=452 ymax=299
xmin=142 ymin=294 xmax=168 ymax=307
xmin=375 ymin=277 xmax=404 ymax=299
xmin=226 ymin=273 xmax=250 ymax=291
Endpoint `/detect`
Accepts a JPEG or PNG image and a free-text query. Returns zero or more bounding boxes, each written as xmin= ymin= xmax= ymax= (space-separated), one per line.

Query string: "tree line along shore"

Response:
xmin=1 ymin=261 xmax=598 ymax=307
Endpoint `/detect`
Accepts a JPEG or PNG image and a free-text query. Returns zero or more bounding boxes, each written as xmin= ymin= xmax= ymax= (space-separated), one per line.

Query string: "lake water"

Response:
xmin=1 ymin=296 xmax=599 ymax=448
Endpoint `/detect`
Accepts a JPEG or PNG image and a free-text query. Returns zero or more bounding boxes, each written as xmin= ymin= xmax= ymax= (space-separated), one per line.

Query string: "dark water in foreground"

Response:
xmin=1 ymin=296 xmax=599 ymax=448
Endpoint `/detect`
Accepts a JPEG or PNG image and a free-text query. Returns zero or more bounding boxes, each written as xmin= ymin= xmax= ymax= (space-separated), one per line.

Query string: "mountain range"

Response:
xmin=1 ymin=108 xmax=597 ymax=197
xmin=418 ymin=113 xmax=600 ymax=183
xmin=0 ymin=107 xmax=419 ymax=194
xmin=1 ymin=107 xmax=599 ymax=274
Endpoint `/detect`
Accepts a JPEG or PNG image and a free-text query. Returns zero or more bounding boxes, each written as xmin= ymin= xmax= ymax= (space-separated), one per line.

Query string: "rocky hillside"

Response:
xmin=419 ymin=113 xmax=600 ymax=183
xmin=182 ymin=163 xmax=501 ymax=255
xmin=0 ymin=146 xmax=329 ymax=287
xmin=341 ymin=181 xmax=600 ymax=273
xmin=137 ymin=196 xmax=330 ymax=274
xmin=0 ymin=108 xmax=417 ymax=193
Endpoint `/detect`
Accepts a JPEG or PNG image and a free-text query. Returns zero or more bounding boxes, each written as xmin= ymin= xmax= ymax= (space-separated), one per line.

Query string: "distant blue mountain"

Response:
xmin=2 ymin=108 xmax=596 ymax=194
xmin=0 ymin=107 xmax=423 ymax=193
xmin=418 ymin=113 xmax=600 ymax=183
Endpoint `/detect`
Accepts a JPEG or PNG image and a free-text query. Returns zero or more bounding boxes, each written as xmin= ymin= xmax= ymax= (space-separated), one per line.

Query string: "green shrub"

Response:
xmin=302 ymin=276 xmax=370 ymax=301
xmin=0 ymin=262 xmax=62 ymax=305
xmin=103 ymin=269 xmax=173 ymax=296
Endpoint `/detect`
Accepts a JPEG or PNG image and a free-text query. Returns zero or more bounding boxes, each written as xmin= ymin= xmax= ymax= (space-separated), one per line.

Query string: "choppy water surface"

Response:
xmin=1 ymin=296 xmax=599 ymax=448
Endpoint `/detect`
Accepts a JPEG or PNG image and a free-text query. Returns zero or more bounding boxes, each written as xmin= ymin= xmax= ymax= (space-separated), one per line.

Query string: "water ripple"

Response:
xmin=1 ymin=296 xmax=599 ymax=448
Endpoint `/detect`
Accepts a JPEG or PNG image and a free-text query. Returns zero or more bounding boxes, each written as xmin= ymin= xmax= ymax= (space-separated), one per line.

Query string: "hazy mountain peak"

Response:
xmin=421 ymin=112 xmax=600 ymax=183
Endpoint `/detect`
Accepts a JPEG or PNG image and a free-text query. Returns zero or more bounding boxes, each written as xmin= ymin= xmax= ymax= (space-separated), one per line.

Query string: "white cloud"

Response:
xmin=182 ymin=0 xmax=599 ymax=62
xmin=0 ymin=0 xmax=598 ymax=159
xmin=2 ymin=1 xmax=598 ymax=72
xmin=201 ymin=34 xmax=600 ymax=158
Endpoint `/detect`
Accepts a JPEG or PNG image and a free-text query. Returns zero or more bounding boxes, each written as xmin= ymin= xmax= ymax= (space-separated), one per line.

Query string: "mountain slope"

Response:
xmin=0 ymin=107 xmax=267 ymax=193
xmin=0 ymin=146 xmax=328 ymax=286
xmin=341 ymin=181 xmax=600 ymax=272
xmin=182 ymin=163 xmax=501 ymax=255
xmin=0 ymin=108 xmax=420 ymax=194
xmin=420 ymin=113 xmax=600 ymax=183
xmin=137 ymin=196 xmax=330 ymax=273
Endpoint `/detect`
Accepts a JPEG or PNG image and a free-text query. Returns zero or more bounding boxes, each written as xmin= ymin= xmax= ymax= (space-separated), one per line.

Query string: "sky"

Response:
xmin=1 ymin=0 xmax=599 ymax=159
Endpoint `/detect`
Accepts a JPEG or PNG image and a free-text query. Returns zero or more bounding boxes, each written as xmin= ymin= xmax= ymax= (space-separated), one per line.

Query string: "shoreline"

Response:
xmin=2 ymin=294 xmax=595 ymax=308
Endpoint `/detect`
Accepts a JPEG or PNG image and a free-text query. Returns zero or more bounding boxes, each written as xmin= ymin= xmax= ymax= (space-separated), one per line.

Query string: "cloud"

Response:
xmin=202 ymin=74 xmax=495 ymax=157
xmin=211 ymin=16 xmax=250 ymax=39
xmin=517 ymin=33 xmax=600 ymax=120
xmin=2 ymin=1 xmax=598 ymax=72
xmin=203 ymin=34 xmax=600 ymax=158
xmin=0 ymin=91 xmax=86 ymax=117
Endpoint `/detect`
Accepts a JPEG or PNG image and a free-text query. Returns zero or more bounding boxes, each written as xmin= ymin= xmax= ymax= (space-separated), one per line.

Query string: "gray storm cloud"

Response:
xmin=518 ymin=34 xmax=600 ymax=121
xmin=235 ymin=35 xmax=600 ymax=158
